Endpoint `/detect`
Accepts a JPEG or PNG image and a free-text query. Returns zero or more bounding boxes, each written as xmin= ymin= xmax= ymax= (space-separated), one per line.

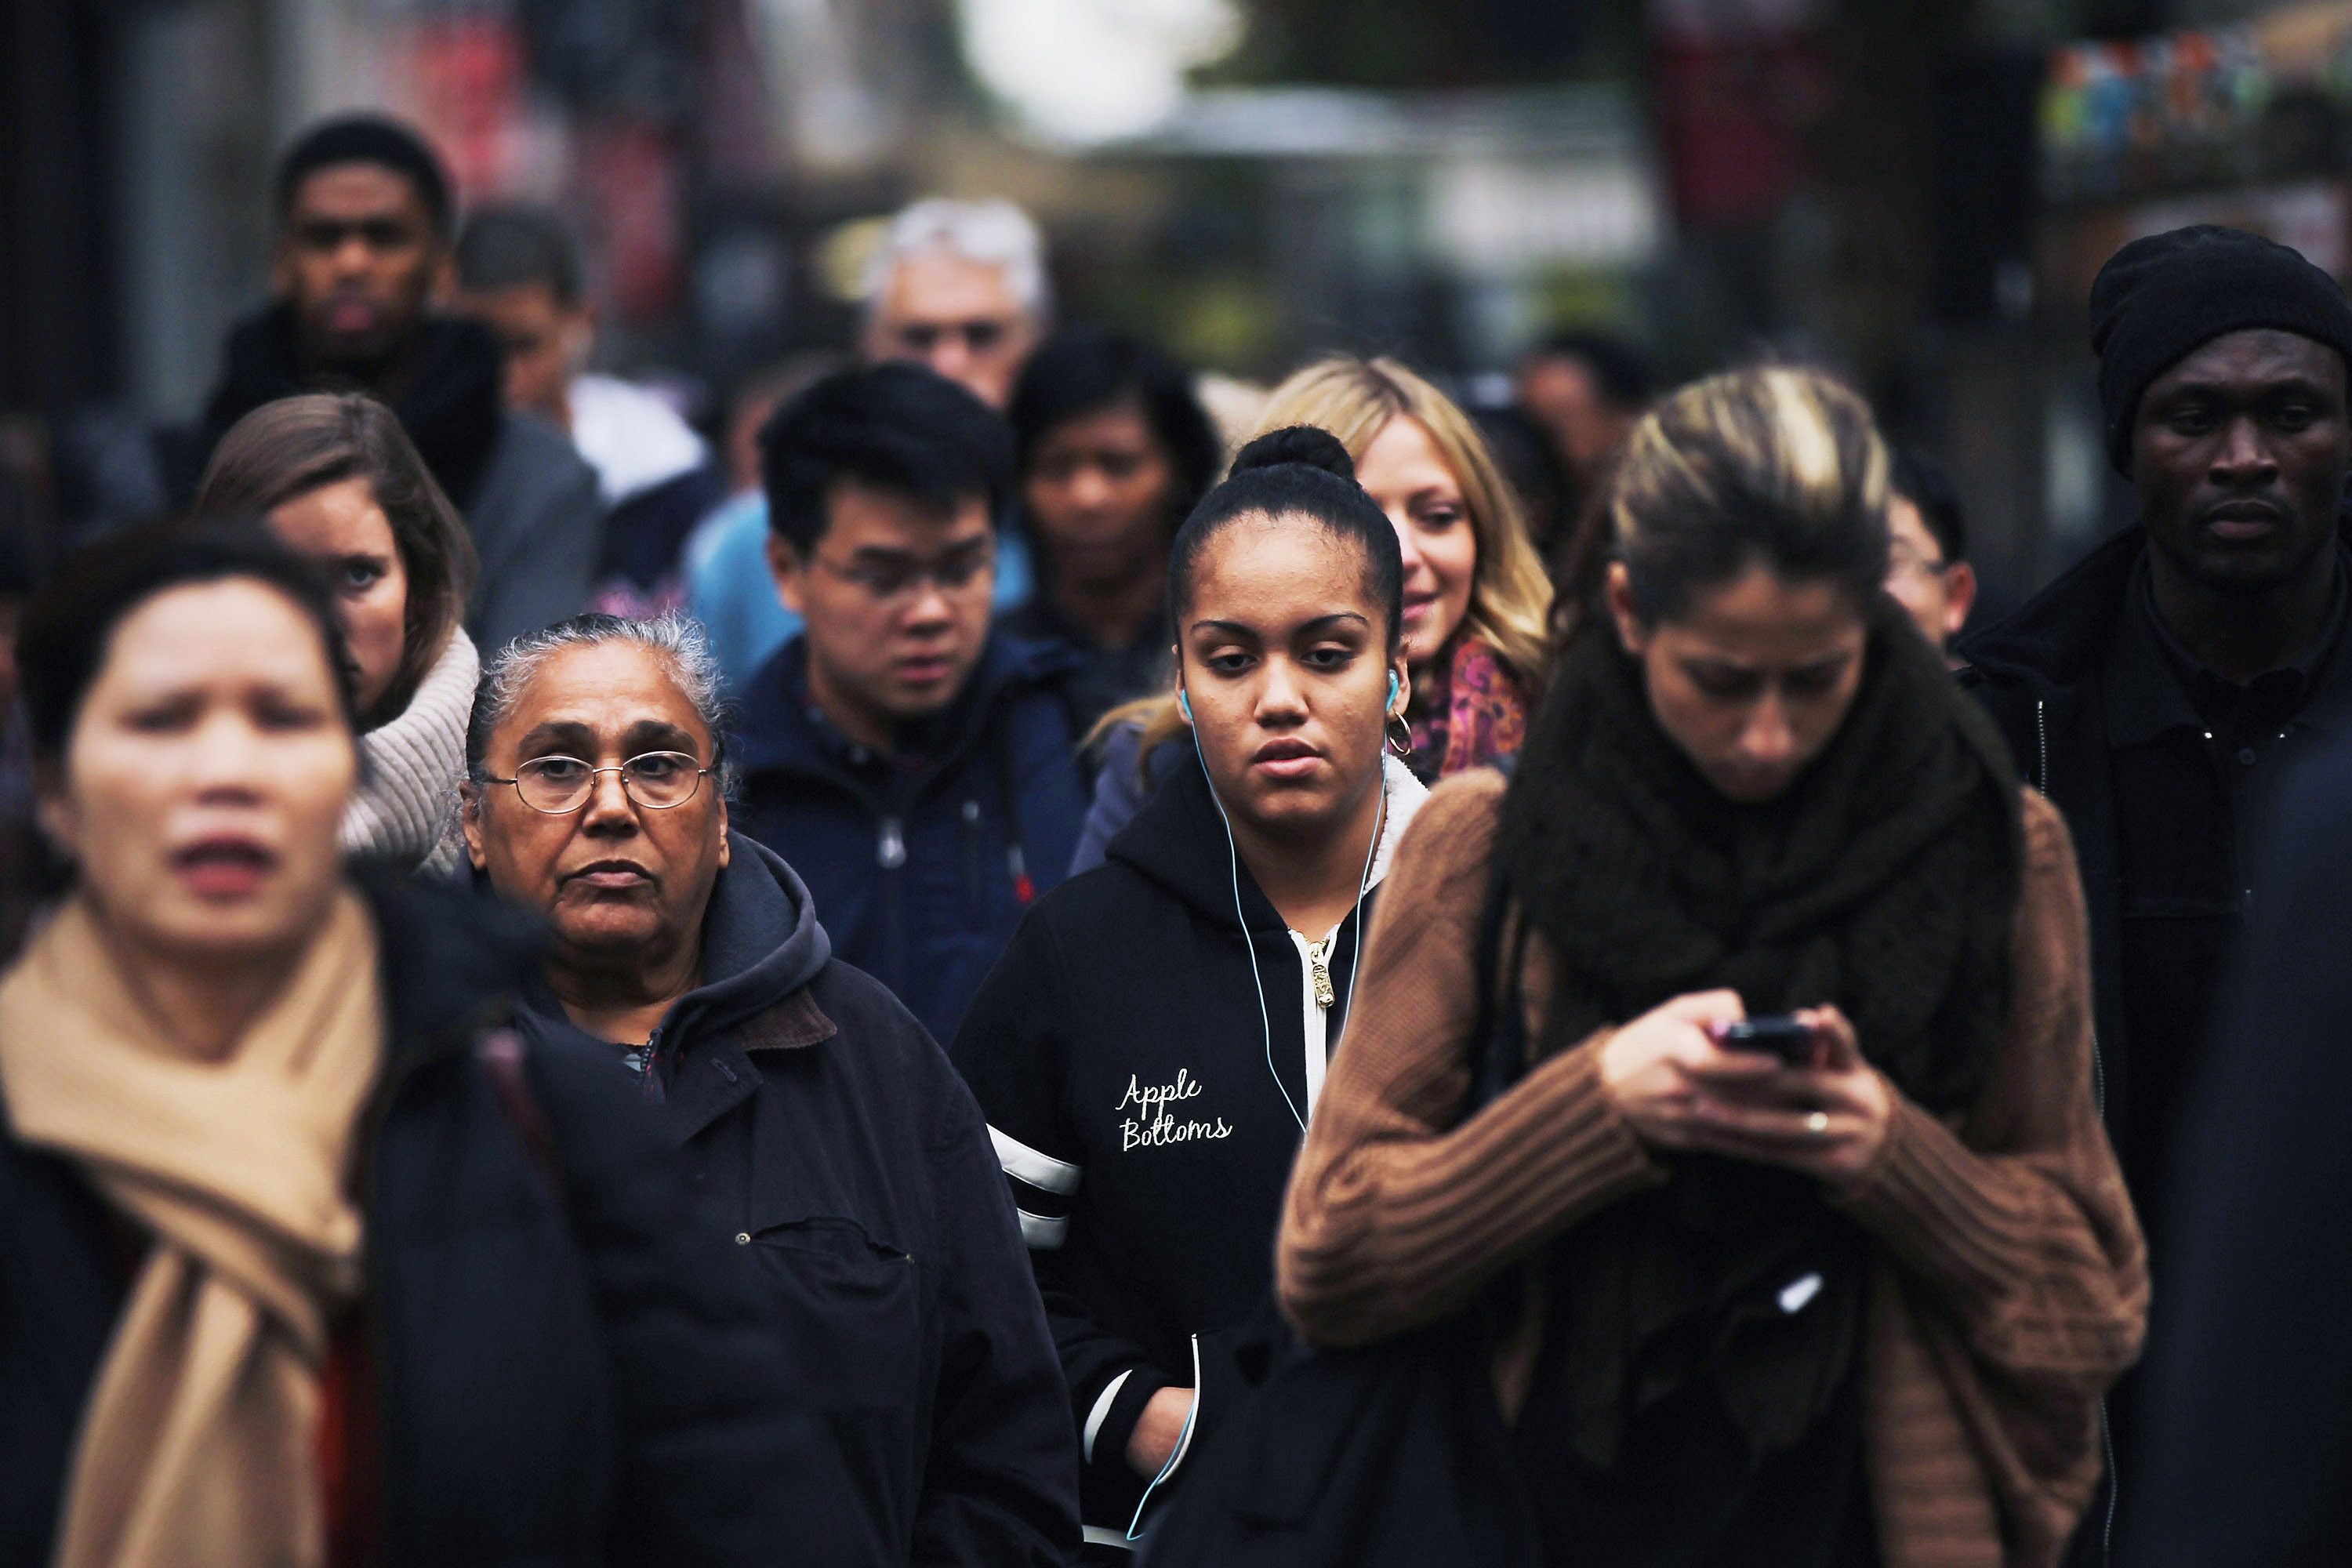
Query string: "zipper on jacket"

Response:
xmin=2035 ymin=698 xmax=2049 ymax=794
xmin=877 ymin=816 xmax=907 ymax=869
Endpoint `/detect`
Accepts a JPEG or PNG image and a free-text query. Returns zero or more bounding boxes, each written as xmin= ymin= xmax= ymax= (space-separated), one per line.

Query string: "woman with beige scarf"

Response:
xmin=0 ymin=523 xmax=862 ymax=1567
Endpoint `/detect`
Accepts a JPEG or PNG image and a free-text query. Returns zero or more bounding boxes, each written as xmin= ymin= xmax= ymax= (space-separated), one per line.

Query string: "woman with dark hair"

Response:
xmin=0 ymin=521 xmax=849 ymax=1568
xmin=1001 ymin=328 xmax=1221 ymax=731
xmin=1276 ymin=368 xmax=2146 ymax=1566
xmin=1070 ymin=356 xmax=1552 ymax=874
xmin=198 ymin=391 xmax=480 ymax=875
xmin=952 ymin=427 xmax=1428 ymax=1559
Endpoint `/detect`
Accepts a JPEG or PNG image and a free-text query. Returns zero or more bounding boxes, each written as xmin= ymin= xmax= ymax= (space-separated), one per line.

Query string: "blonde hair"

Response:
xmin=1093 ymin=354 xmax=1557 ymax=774
xmin=1251 ymin=356 xmax=1552 ymax=688
xmin=1610 ymin=365 xmax=1890 ymax=626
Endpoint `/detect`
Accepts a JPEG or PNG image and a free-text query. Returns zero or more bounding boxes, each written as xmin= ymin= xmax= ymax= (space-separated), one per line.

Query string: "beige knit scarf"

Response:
xmin=0 ymin=889 xmax=383 ymax=1568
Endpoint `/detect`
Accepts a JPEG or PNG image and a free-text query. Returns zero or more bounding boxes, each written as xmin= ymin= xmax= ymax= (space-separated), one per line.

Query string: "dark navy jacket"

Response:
xmin=516 ymin=834 xmax=1080 ymax=1567
xmin=0 ymin=875 xmax=854 ymax=1568
xmin=730 ymin=631 xmax=1090 ymax=1044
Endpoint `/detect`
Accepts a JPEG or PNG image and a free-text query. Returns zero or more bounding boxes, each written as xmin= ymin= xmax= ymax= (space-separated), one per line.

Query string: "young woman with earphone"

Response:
xmin=949 ymin=428 xmax=1429 ymax=1559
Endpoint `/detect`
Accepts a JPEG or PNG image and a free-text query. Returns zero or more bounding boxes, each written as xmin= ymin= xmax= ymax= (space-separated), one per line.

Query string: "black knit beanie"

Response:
xmin=2089 ymin=225 xmax=2352 ymax=473
xmin=274 ymin=114 xmax=453 ymax=234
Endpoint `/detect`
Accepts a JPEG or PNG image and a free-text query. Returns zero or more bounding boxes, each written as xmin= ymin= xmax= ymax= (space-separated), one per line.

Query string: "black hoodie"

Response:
xmin=514 ymin=833 xmax=1080 ymax=1567
xmin=949 ymin=750 xmax=1425 ymax=1548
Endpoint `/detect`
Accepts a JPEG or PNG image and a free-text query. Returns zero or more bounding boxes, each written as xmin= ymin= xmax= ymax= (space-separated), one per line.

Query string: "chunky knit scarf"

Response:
xmin=344 ymin=626 xmax=477 ymax=877
xmin=1496 ymin=601 xmax=2022 ymax=1471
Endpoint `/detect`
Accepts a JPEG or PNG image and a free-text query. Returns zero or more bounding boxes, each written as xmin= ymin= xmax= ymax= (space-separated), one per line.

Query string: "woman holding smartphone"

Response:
xmin=1276 ymin=368 xmax=2146 ymax=1567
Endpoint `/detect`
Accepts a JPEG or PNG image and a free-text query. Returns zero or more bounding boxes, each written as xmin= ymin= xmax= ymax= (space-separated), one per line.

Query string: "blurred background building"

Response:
xmin=9 ymin=0 xmax=2352 ymax=609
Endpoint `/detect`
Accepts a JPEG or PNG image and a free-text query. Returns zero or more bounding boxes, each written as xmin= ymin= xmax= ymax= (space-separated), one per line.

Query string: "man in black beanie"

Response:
xmin=163 ymin=114 xmax=600 ymax=651
xmin=1962 ymin=224 xmax=2352 ymax=1560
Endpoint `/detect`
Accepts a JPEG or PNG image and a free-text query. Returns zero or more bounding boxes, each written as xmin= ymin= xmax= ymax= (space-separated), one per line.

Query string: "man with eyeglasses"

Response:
xmin=1883 ymin=445 xmax=1978 ymax=664
xmin=732 ymin=363 xmax=1089 ymax=1044
xmin=162 ymin=115 xmax=601 ymax=652
xmin=462 ymin=612 xmax=1080 ymax=1567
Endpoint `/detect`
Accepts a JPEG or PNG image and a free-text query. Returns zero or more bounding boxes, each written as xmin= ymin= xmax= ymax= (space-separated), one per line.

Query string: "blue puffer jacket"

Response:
xmin=730 ymin=631 xmax=1090 ymax=1044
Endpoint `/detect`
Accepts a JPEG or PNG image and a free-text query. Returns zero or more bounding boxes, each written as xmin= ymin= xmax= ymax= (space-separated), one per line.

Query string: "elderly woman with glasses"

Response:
xmin=461 ymin=612 xmax=1080 ymax=1568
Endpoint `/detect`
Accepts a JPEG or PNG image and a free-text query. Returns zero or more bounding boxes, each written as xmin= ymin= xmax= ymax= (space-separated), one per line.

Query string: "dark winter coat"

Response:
xmin=171 ymin=303 xmax=601 ymax=651
xmin=1958 ymin=524 xmax=2352 ymax=1220
xmin=514 ymin=833 xmax=1080 ymax=1566
xmin=949 ymin=753 xmax=1425 ymax=1546
xmin=0 ymin=873 xmax=853 ymax=1567
xmin=731 ymin=631 xmax=1091 ymax=1044
xmin=2126 ymin=729 xmax=2352 ymax=1563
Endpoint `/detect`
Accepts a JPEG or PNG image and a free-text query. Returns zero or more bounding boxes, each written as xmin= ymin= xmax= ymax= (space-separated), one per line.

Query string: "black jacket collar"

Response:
xmin=201 ymin=303 xmax=504 ymax=510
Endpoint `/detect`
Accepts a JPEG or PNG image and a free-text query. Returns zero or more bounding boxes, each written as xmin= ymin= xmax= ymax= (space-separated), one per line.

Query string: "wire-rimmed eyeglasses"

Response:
xmin=485 ymin=751 xmax=714 ymax=815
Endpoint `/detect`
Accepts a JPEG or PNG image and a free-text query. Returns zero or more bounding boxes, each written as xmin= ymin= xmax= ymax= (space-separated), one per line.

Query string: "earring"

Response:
xmin=1385 ymin=712 xmax=1415 ymax=757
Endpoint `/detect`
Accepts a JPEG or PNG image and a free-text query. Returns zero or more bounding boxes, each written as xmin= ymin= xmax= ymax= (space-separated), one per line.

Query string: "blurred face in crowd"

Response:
xmin=1178 ymin=516 xmax=1406 ymax=843
xmin=457 ymin=278 xmax=589 ymax=426
xmin=2132 ymin=328 xmax=2351 ymax=599
xmin=267 ymin=477 xmax=409 ymax=717
xmin=769 ymin=480 xmax=997 ymax=753
xmin=42 ymin=580 xmax=356 ymax=968
xmin=464 ymin=641 xmax=728 ymax=977
xmin=1024 ymin=397 xmax=1178 ymax=594
xmin=1354 ymin=414 xmax=1476 ymax=671
xmin=1609 ymin=560 xmax=1869 ymax=804
xmin=1519 ymin=351 xmax=1638 ymax=477
xmin=862 ymin=252 xmax=1037 ymax=410
xmin=1884 ymin=495 xmax=1976 ymax=656
xmin=274 ymin=162 xmax=448 ymax=375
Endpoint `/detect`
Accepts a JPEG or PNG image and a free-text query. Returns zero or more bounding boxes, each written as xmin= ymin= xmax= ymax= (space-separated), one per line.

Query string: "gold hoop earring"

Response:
xmin=1385 ymin=713 xmax=1415 ymax=757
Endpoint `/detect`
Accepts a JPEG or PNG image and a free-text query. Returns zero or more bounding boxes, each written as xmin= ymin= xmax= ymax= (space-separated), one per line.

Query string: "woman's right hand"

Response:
xmin=1126 ymin=1385 xmax=1196 ymax=1477
xmin=1599 ymin=989 xmax=1777 ymax=1150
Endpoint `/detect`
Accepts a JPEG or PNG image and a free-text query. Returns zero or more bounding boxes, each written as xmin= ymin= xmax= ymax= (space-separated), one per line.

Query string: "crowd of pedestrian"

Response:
xmin=0 ymin=105 xmax=2344 ymax=1566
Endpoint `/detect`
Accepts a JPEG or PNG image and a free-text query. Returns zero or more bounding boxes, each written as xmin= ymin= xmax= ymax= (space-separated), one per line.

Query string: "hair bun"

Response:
xmin=1229 ymin=425 xmax=1356 ymax=484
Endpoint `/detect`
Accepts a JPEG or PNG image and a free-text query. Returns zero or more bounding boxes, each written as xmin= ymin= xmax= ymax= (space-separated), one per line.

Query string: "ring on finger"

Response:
xmin=1805 ymin=1111 xmax=1831 ymax=1137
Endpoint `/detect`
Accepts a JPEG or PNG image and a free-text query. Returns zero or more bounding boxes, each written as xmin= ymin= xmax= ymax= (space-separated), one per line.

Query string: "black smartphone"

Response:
xmin=1712 ymin=1015 xmax=1817 ymax=1064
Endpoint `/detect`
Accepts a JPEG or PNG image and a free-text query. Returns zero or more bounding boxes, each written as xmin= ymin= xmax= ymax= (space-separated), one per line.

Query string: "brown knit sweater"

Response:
xmin=1278 ymin=770 xmax=2147 ymax=1568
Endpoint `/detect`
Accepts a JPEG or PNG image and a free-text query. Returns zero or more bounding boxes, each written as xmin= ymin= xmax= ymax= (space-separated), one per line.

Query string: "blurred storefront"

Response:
xmin=9 ymin=0 xmax=2352 ymax=587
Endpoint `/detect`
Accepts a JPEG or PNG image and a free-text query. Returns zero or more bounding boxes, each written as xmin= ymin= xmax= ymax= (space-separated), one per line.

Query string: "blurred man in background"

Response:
xmin=168 ymin=115 xmax=601 ymax=652
xmin=686 ymin=197 xmax=1049 ymax=690
xmin=453 ymin=205 xmax=722 ymax=612
xmin=1886 ymin=445 xmax=1978 ymax=661
xmin=733 ymin=364 xmax=1086 ymax=1045
xmin=684 ymin=354 xmax=845 ymax=688
xmin=860 ymin=199 xmax=1050 ymax=412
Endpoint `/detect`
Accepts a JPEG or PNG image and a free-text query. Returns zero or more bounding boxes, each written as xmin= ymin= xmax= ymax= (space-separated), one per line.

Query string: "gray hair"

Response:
xmin=466 ymin=611 xmax=737 ymax=799
xmin=861 ymin=198 xmax=1051 ymax=321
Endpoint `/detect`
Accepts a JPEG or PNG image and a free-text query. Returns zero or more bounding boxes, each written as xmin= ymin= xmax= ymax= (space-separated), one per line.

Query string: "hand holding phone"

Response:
xmin=1711 ymin=1014 xmax=1820 ymax=1065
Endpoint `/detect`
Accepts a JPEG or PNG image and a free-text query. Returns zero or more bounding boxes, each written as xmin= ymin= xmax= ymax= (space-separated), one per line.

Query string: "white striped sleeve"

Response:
xmin=1016 ymin=1207 xmax=1069 ymax=1249
xmin=1083 ymin=1368 xmax=1134 ymax=1464
xmin=990 ymin=1124 xmax=1081 ymax=1194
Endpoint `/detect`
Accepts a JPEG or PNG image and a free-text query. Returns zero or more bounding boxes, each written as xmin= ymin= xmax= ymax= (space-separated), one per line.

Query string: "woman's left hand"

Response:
xmin=1678 ymin=1005 xmax=1895 ymax=1189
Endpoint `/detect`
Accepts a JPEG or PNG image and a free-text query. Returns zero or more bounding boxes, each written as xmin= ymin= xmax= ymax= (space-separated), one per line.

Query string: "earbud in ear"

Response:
xmin=1387 ymin=670 xmax=1401 ymax=710
xmin=1178 ymin=691 xmax=1192 ymax=721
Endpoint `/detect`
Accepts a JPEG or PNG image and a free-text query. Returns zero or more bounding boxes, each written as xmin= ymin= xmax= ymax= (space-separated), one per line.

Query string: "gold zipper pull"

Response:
xmin=1308 ymin=936 xmax=1336 ymax=1008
